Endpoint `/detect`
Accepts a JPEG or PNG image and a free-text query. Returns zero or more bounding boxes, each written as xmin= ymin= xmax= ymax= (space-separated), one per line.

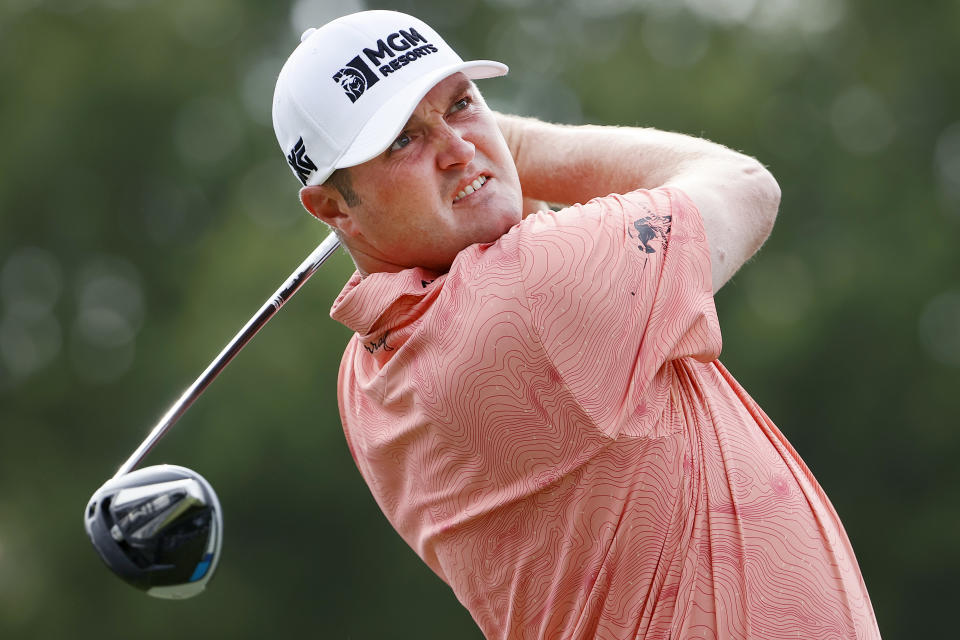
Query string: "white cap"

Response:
xmin=272 ymin=10 xmax=508 ymax=187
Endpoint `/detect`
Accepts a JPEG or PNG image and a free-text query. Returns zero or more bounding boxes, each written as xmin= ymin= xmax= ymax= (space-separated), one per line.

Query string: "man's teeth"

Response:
xmin=454 ymin=176 xmax=487 ymax=202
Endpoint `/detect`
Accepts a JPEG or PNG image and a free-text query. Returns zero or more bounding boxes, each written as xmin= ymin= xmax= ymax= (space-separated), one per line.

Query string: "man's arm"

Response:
xmin=496 ymin=113 xmax=780 ymax=292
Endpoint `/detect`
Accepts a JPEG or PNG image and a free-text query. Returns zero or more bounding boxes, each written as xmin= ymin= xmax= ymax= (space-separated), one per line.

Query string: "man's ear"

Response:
xmin=299 ymin=185 xmax=355 ymax=234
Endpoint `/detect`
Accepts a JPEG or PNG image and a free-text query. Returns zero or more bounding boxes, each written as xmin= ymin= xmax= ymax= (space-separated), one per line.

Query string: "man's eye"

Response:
xmin=390 ymin=132 xmax=411 ymax=151
xmin=450 ymin=97 xmax=471 ymax=113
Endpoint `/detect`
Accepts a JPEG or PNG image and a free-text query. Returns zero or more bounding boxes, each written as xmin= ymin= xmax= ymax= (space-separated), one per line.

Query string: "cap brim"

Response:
xmin=335 ymin=60 xmax=507 ymax=169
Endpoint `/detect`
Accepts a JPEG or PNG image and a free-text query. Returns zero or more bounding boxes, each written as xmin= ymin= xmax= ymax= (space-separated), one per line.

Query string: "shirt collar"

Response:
xmin=330 ymin=267 xmax=443 ymax=336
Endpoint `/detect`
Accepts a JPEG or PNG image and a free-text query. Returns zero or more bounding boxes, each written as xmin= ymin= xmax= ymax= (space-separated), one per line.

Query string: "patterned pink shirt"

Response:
xmin=331 ymin=188 xmax=880 ymax=639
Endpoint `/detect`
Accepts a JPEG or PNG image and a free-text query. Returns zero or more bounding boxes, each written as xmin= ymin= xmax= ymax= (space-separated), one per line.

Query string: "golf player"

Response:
xmin=273 ymin=10 xmax=881 ymax=639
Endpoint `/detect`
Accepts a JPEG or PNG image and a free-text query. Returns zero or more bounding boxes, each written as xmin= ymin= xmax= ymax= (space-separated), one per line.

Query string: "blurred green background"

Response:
xmin=1 ymin=0 xmax=958 ymax=637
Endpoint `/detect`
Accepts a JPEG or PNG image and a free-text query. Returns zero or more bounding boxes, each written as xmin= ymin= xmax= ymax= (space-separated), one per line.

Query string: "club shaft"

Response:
xmin=113 ymin=232 xmax=341 ymax=479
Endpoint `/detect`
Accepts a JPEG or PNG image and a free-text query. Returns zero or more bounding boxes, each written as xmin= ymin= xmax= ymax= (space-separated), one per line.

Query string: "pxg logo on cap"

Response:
xmin=332 ymin=26 xmax=439 ymax=103
xmin=287 ymin=137 xmax=318 ymax=186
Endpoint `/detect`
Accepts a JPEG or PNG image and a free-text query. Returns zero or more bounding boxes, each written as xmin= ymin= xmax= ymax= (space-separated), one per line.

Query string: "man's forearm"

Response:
xmin=495 ymin=113 xmax=780 ymax=292
xmin=497 ymin=113 xmax=757 ymax=204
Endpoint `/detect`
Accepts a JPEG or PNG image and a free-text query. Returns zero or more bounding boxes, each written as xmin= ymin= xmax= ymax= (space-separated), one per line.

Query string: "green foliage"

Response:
xmin=1 ymin=0 xmax=957 ymax=638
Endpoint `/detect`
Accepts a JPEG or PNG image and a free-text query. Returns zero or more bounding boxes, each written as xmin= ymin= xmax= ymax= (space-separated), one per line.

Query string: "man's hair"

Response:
xmin=325 ymin=168 xmax=361 ymax=207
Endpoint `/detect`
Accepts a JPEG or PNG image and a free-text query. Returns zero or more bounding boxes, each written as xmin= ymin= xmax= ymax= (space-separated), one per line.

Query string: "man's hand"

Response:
xmin=495 ymin=113 xmax=780 ymax=292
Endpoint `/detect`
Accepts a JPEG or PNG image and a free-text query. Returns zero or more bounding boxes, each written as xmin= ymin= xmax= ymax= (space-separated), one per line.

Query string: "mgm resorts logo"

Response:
xmin=332 ymin=27 xmax=440 ymax=103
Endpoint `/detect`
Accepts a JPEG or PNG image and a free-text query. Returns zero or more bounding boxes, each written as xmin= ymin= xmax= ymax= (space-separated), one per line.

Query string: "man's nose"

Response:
xmin=434 ymin=123 xmax=475 ymax=169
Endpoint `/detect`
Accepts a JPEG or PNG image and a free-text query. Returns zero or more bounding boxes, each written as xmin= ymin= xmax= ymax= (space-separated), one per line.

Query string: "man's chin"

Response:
xmin=474 ymin=220 xmax=518 ymax=247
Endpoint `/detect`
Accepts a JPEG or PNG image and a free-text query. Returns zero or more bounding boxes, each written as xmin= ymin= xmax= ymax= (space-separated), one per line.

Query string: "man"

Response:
xmin=273 ymin=10 xmax=881 ymax=639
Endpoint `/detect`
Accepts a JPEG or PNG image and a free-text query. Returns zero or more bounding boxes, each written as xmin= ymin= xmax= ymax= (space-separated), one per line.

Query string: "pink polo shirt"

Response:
xmin=331 ymin=188 xmax=880 ymax=639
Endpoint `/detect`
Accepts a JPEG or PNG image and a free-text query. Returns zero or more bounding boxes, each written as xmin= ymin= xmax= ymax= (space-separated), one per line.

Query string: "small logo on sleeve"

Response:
xmin=629 ymin=214 xmax=672 ymax=254
xmin=287 ymin=137 xmax=318 ymax=185
xmin=332 ymin=27 xmax=440 ymax=104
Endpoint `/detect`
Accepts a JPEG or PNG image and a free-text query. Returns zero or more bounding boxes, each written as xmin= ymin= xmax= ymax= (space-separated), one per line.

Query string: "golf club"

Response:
xmin=84 ymin=231 xmax=341 ymax=598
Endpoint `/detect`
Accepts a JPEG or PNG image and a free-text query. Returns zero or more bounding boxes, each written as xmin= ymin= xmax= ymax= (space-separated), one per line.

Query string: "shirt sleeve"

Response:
xmin=513 ymin=187 xmax=721 ymax=438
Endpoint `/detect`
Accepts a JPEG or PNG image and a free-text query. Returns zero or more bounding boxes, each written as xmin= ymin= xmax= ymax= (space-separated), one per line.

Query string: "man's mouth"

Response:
xmin=453 ymin=175 xmax=488 ymax=203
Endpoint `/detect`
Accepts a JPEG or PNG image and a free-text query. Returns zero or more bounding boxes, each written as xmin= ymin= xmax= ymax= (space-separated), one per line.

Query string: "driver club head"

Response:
xmin=84 ymin=464 xmax=223 ymax=599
